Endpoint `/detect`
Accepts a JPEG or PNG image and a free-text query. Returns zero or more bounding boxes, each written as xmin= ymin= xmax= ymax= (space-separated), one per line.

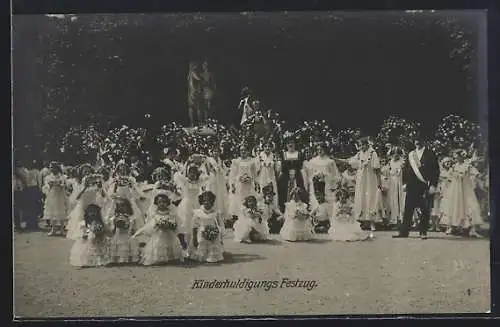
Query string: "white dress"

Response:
xmin=386 ymin=159 xmax=405 ymax=225
xmin=348 ymin=148 xmax=384 ymax=222
xmin=108 ymin=214 xmax=140 ymax=264
xmin=41 ymin=173 xmax=68 ymax=226
xmin=204 ymin=157 xmax=229 ymax=219
xmin=104 ymin=176 xmax=146 ymax=229
xmin=192 ymin=208 xmax=224 ymax=262
xmin=329 ymin=199 xmax=371 ymax=242
xmin=69 ymin=221 xmax=110 ymax=267
xmin=307 ymin=155 xmax=340 ymax=210
xmin=66 ymin=177 xmax=107 ymax=241
xmin=280 ymin=201 xmax=314 ymax=241
xmin=233 ymin=207 xmax=268 ymax=242
xmin=257 ymin=151 xmax=279 ymax=206
xmin=440 ymin=160 xmax=482 ymax=228
xmin=228 ymin=157 xmax=258 ymax=217
xmin=139 ymin=209 xmax=183 ymax=265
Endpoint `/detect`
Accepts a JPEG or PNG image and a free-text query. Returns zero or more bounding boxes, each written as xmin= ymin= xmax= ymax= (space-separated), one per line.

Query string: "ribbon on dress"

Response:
xmin=408 ymin=150 xmax=428 ymax=185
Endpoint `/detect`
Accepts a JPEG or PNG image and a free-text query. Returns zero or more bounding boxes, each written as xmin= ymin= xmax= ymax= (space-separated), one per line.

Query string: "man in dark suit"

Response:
xmin=393 ymin=134 xmax=440 ymax=239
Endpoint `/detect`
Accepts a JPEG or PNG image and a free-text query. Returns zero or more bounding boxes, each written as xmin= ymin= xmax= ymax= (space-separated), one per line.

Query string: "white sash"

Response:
xmin=408 ymin=151 xmax=428 ymax=184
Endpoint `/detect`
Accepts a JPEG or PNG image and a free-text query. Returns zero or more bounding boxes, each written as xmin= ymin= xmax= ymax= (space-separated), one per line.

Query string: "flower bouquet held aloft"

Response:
xmin=201 ymin=224 xmax=220 ymax=242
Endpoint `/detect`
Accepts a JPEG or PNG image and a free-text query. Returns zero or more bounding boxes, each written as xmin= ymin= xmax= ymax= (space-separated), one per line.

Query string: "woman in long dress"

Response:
xmin=440 ymin=149 xmax=483 ymax=237
xmin=228 ymin=146 xmax=259 ymax=218
xmin=307 ymin=143 xmax=341 ymax=210
xmin=42 ymin=162 xmax=68 ymax=236
xmin=336 ymin=137 xmax=384 ymax=234
xmin=277 ymin=136 xmax=306 ymax=212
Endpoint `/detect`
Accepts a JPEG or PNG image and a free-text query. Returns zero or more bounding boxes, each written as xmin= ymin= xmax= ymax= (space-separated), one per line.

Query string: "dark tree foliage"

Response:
xmin=12 ymin=12 xmax=480 ymax=162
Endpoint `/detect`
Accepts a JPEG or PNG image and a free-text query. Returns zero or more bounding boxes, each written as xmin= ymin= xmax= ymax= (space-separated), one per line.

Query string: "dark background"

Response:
xmin=12 ymin=11 xmax=484 ymax=151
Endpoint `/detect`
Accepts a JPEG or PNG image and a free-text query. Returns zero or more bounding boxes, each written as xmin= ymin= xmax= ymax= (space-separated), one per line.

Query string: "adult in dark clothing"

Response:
xmin=393 ymin=134 xmax=440 ymax=240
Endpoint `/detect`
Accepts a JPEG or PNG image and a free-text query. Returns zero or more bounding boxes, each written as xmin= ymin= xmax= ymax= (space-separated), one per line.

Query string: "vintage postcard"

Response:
xmin=12 ymin=11 xmax=490 ymax=317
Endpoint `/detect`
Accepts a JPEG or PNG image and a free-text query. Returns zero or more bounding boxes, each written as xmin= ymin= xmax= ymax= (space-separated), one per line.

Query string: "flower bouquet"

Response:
xmin=249 ymin=209 xmax=263 ymax=224
xmin=334 ymin=181 xmax=354 ymax=204
xmin=114 ymin=216 xmax=130 ymax=229
xmin=89 ymin=222 xmax=105 ymax=239
xmin=295 ymin=206 xmax=310 ymax=221
xmin=239 ymin=173 xmax=252 ymax=184
xmin=156 ymin=217 xmax=177 ymax=231
xmin=201 ymin=224 xmax=220 ymax=241
xmin=116 ymin=177 xmax=132 ymax=187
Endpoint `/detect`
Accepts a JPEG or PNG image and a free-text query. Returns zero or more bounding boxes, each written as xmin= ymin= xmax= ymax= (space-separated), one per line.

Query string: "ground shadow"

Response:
xmin=304 ymin=238 xmax=332 ymax=244
xmin=221 ymin=252 xmax=266 ymax=265
xmin=253 ymin=239 xmax=284 ymax=246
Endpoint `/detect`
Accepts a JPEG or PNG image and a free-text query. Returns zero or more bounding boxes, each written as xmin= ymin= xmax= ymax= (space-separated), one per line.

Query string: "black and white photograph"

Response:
xmin=12 ymin=10 xmax=490 ymax=317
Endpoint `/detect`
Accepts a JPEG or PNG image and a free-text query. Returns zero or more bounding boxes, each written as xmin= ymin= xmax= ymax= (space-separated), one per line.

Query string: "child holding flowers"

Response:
xmin=280 ymin=187 xmax=314 ymax=241
xmin=192 ymin=191 xmax=225 ymax=263
xmin=310 ymin=179 xmax=332 ymax=234
xmin=233 ymin=195 xmax=268 ymax=243
xmin=229 ymin=145 xmax=259 ymax=219
xmin=42 ymin=162 xmax=68 ymax=236
xmin=107 ymin=197 xmax=140 ymax=264
xmin=386 ymin=147 xmax=406 ymax=227
xmin=259 ymin=184 xmax=284 ymax=234
xmin=69 ymin=204 xmax=110 ymax=268
xmin=133 ymin=191 xmax=187 ymax=265
xmin=66 ymin=164 xmax=107 ymax=240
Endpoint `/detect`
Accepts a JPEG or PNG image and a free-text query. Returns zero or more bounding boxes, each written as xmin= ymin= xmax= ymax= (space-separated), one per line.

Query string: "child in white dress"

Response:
xmin=259 ymin=184 xmax=284 ymax=234
xmin=310 ymin=180 xmax=332 ymax=234
xmin=329 ymin=172 xmax=371 ymax=242
xmin=133 ymin=191 xmax=187 ymax=265
xmin=143 ymin=166 xmax=181 ymax=222
xmin=233 ymin=195 xmax=268 ymax=243
xmin=229 ymin=146 xmax=259 ymax=218
xmin=175 ymin=164 xmax=209 ymax=257
xmin=280 ymin=187 xmax=314 ymax=241
xmin=66 ymin=165 xmax=107 ymax=241
xmin=440 ymin=150 xmax=483 ymax=237
xmin=431 ymin=157 xmax=453 ymax=231
xmin=42 ymin=162 xmax=68 ymax=236
xmin=69 ymin=204 xmax=111 ymax=268
xmin=107 ymin=197 xmax=140 ymax=264
xmin=257 ymin=142 xmax=279 ymax=207
xmin=192 ymin=191 xmax=225 ymax=263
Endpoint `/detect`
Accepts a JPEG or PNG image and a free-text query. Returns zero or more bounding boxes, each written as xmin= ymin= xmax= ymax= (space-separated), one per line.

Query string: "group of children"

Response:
xmin=32 ymin=135 xmax=487 ymax=267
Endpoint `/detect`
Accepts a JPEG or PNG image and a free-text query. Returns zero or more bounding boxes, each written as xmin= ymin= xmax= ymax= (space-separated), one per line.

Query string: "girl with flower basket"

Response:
xmin=228 ymin=146 xmax=259 ymax=218
xmin=192 ymin=191 xmax=224 ymax=263
xmin=280 ymin=187 xmax=314 ymax=241
xmin=69 ymin=204 xmax=111 ymax=267
xmin=41 ymin=162 xmax=68 ymax=236
xmin=132 ymin=191 xmax=187 ymax=265
xmin=307 ymin=143 xmax=340 ymax=210
xmin=66 ymin=165 xmax=107 ymax=241
xmin=234 ymin=195 xmax=268 ymax=243
xmin=107 ymin=197 xmax=140 ymax=264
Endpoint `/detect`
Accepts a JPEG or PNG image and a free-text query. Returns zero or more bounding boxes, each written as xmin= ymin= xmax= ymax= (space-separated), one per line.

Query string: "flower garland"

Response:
xmin=432 ymin=114 xmax=480 ymax=158
xmin=60 ymin=124 xmax=104 ymax=161
xmin=375 ymin=116 xmax=420 ymax=155
xmin=295 ymin=120 xmax=333 ymax=152
xmin=100 ymin=125 xmax=147 ymax=165
xmin=331 ymin=128 xmax=362 ymax=157
xmin=334 ymin=180 xmax=354 ymax=205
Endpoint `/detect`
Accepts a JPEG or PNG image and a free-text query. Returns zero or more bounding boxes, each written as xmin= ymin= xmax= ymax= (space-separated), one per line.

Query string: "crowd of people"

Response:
xmin=13 ymin=124 xmax=488 ymax=267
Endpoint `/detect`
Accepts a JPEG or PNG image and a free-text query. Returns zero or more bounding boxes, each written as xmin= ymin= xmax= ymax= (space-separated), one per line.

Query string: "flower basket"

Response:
xmin=156 ymin=218 xmax=177 ymax=231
